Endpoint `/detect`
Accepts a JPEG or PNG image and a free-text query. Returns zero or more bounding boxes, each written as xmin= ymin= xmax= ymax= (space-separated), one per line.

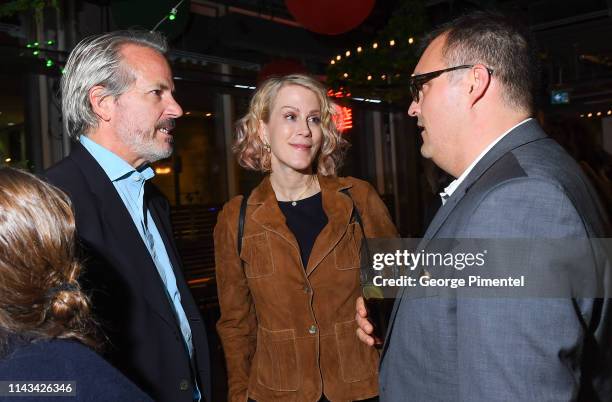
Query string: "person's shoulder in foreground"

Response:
xmin=0 ymin=338 xmax=153 ymax=401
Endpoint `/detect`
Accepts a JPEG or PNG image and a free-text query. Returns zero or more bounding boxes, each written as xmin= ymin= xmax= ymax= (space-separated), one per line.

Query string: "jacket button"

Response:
xmin=308 ymin=325 xmax=317 ymax=334
xmin=179 ymin=379 xmax=189 ymax=391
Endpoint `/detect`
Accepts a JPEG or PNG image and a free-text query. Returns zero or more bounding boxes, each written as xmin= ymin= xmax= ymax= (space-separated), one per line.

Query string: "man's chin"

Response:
xmin=146 ymin=147 xmax=173 ymax=163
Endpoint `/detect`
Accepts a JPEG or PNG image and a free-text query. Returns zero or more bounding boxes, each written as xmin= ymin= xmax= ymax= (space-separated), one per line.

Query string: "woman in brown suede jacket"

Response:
xmin=214 ymin=74 xmax=397 ymax=402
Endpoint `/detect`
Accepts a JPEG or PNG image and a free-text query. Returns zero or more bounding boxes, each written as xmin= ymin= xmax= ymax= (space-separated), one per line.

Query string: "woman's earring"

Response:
xmin=263 ymin=142 xmax=271 ymax=152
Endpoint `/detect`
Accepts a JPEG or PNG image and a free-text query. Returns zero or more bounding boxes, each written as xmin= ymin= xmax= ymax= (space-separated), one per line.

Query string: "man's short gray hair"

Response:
xmin=61 ymin=30 xmax=168 ymax=140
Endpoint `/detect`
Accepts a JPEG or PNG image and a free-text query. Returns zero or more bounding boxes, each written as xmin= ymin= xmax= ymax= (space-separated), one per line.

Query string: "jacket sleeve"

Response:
xmin=359 ymin=182 xmax=399 ymax=238
xmin=214 ymin=201 xmax=257 ymax=402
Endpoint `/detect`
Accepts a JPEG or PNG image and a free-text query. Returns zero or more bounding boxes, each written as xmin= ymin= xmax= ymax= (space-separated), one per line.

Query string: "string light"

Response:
xmin=329 ymin=35 xmax=420 ymax=88
xmin=168 ymin=8 xmax=177 ymax=20
xmin=151 ymin=0 xmax=185 ymax=31
xmin=581 ymin=110 xmax=612 ymax=118
xmin=580 ymin=109 xmax=612 ymax=118
xmin=331 ymin=35 xmax=418 ymax=66
xmin=45 ymin=59 xmax=53 ymax=68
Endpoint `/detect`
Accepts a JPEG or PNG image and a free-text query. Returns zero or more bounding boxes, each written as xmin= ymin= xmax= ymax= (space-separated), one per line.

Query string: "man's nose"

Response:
xmin=407 ymin=100 xmax=419 ymax=117
xmin=166 ymin=95 xmax=183 ymax=118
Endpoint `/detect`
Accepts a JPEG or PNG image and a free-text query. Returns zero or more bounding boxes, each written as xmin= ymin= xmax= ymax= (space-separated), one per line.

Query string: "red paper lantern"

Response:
xmin=257 ymin=59 xmax=308 ymax=84
xmin=285 ymin=0 xmax=375 ymax=35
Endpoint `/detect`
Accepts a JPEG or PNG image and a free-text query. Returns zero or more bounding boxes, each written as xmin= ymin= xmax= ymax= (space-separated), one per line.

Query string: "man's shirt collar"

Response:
xmin=439 ymin=117 xmax=533 ymax=204
xmin=79 ymin=135 xmax=154 ymax=182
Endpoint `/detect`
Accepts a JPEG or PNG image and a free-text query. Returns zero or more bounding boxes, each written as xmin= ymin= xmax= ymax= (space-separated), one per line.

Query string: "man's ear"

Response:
xmin=88 ymin=85 xmax=114 ymax=122
xmin=467 ymin=64 xmax=491 ymax=107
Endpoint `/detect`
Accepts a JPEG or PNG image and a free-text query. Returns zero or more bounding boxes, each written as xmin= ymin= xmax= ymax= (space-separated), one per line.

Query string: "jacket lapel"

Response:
xmin=250 ymin=177 xmax=301 ymax=256
xmin=382 ymin=119 xmax=548 ymax=360
xmin=69 ymin=144 xmax=180 ymax=330
xmin=146 ymin=193 xmax=201 ymax=320
xmin=423 ymin=119 xmax=547 ymax=240
xmin=248 ymin=175 xmax=355 ymax=276
xmin=305 ymin=175 xmax=353 ymax=276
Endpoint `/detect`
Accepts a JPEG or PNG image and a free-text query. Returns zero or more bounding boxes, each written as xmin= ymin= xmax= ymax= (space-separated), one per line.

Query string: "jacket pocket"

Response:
xmin=334 ymin=222 xmax=363 ymax=270
xmin=241 ymin=232 xmax=275 ymax=278
xmin=256 ymin=326 xmax=299 ymax=391
xmin=334 ymin=319 xmax=378 ymax=383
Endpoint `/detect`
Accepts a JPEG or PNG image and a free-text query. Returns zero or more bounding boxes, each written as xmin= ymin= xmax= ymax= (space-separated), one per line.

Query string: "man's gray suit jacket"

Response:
xmin=380 ymin=119 xmax=611 ymax=402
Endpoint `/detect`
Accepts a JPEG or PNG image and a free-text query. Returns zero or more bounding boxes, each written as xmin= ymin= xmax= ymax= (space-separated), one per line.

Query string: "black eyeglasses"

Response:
xmin=408 ymin=64 xmax=494 ymax=103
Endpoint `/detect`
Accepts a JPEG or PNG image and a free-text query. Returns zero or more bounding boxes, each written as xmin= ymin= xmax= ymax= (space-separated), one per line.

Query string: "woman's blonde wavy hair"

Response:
xmin=234 ymin=74 xmax=349 ymax=176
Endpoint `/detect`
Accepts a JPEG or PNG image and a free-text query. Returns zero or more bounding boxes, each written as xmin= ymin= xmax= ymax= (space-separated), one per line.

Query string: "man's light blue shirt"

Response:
xmin=80 ymin=136 xmax=199 ymax=400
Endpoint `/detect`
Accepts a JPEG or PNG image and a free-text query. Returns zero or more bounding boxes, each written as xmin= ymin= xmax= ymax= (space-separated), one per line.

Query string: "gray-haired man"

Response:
xmin=45 ymin=31 xmax=211 ymax=402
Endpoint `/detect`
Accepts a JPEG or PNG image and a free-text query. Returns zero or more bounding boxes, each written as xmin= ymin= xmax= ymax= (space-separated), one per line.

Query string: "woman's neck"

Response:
xmin=270 ymin=169 xmax=320 ymax=202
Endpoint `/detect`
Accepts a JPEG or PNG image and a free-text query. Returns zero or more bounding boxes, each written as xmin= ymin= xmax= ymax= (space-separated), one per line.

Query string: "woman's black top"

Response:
xmin=278 ymin=192 xmax=328 ymax=268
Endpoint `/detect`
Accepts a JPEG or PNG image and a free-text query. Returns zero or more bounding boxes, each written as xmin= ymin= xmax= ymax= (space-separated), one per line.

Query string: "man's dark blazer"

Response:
xmin=45 ymin=142 xmax=211 ymax=402
xmin=380 ymin=120 xmax=611 ymax=401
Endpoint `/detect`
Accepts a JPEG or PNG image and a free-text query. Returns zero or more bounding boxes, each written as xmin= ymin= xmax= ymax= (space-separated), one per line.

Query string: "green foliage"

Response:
xmin=0 ymin=0 xmax=59 ymax=26
xmin=326 ymin=0 xmax=428 ymax=105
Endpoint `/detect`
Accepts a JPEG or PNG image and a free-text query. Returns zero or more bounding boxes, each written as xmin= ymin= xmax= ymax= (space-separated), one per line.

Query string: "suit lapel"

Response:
xmin=424 ymin=119 xmax=547 ymax=239
xmin=69 ymin=144 xmax=180 ymax=330
xmin=146 ymin=192 xmax=201 ymax=320
xmin=382 ymin=119 xmax=548 ymax=360
xmin=146 ymin=189 xmax=182 ymax=279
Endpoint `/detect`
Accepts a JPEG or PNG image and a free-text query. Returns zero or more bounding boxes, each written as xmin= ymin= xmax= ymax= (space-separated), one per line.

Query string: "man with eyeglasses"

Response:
xmin=356 ymin=11 xmax=611 ymax=402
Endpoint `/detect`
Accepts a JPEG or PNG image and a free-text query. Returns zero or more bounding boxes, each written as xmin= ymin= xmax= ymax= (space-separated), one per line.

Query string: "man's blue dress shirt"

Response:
xmin=80 ymin=136 xmax=200 ymax=401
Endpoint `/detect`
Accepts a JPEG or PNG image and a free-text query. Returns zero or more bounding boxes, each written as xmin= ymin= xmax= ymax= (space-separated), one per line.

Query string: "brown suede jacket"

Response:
xmin=214 ymin=175 xmax=398 ymax=402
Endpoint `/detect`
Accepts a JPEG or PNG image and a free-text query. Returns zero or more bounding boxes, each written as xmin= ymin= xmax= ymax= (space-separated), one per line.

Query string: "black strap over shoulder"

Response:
xmin=237 ymin=192 xmax=250 ymax=256
xmin=341 ymin=188 xmax=371 ymax=262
